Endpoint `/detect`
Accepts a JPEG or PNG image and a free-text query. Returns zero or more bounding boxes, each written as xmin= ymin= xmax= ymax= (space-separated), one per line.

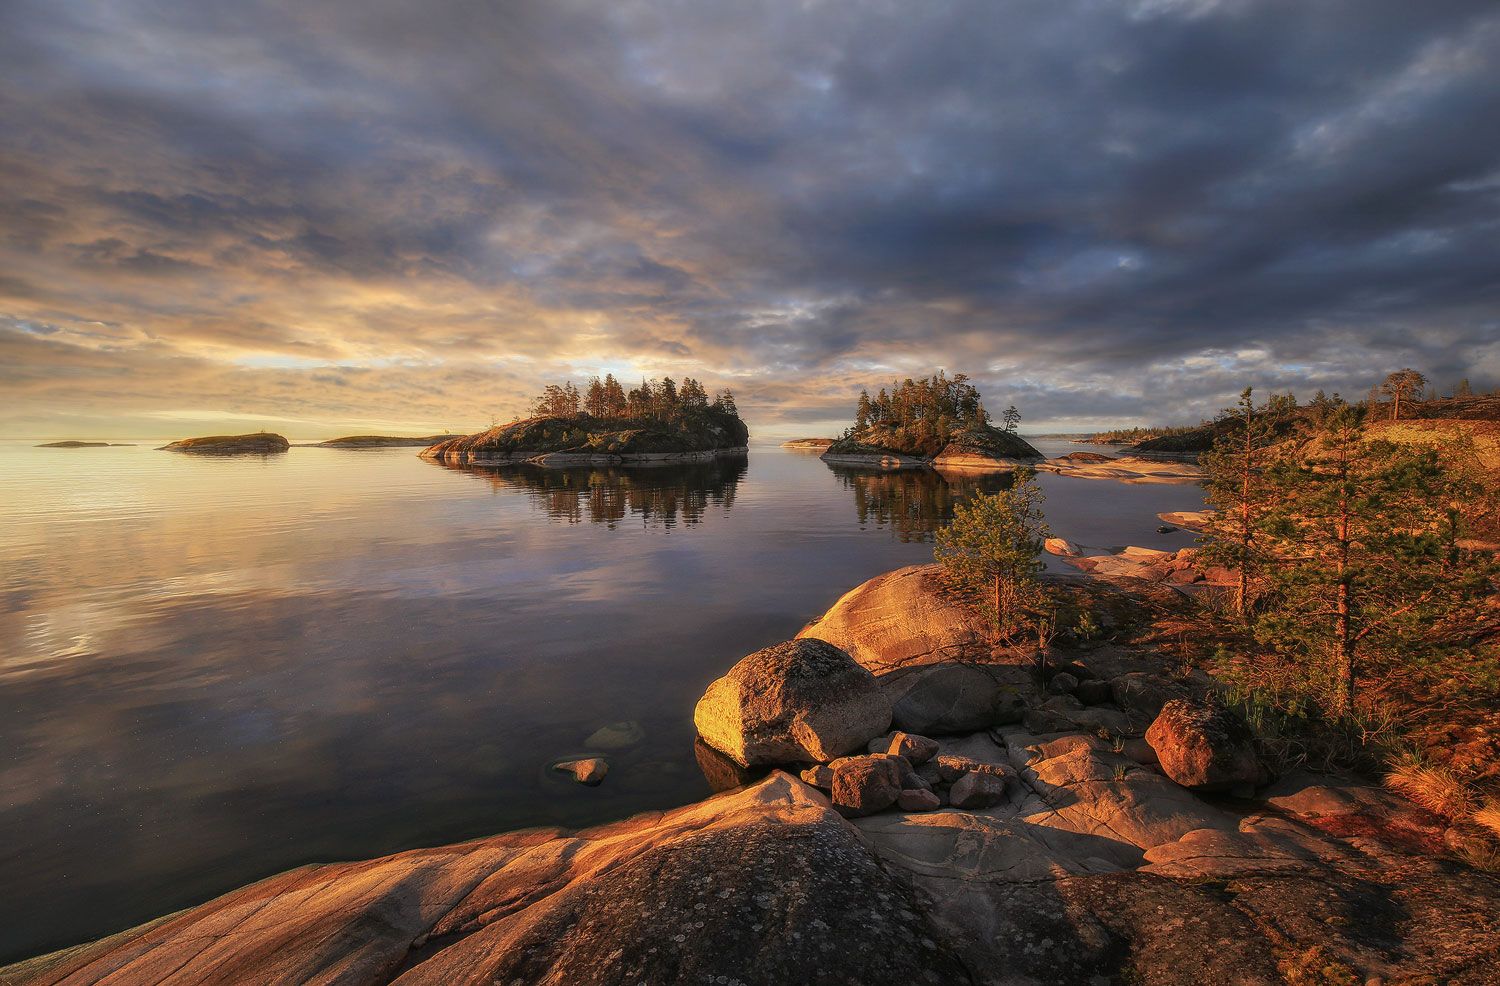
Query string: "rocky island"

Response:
xmin=423 ymin=375 xmax=748 ymax=468
xmin=820 ymin=373 xmax=1044 ymax=471
xmin=780 ymin=437 xmax=835 ymax=449
xmin=156 ymin=433 xmax=290 ymax=455
xmin=309 ymin=435 xmax=454 ymax=448
xmin=12 ymin=565 xmax=1497 ymax=985
xmin=34 ymin=441 xmax=132 ymax=448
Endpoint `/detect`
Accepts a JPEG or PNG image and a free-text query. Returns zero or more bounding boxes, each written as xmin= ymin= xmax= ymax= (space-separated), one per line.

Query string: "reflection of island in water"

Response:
xmin=829 ymin=464 xmax=1016 ymax=543
xmin=437 ymin=454 xmax=746 ymax=529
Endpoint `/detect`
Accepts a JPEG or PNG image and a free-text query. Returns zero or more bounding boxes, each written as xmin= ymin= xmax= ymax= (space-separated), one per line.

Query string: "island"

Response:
xmin=307 ymin=435 xmax=453 ymax=448
xmin=34 ymin=441 xmax=132 ymax=448
xmin=819 ymin=373 xmax=1043 ymax=471
xmin=157 ymin=433 xmax=290 ymax=455
xmin=780 ymin=437 xmax=835 ymax=449
xmin=422 ymin=375 xmax=748 ymax=467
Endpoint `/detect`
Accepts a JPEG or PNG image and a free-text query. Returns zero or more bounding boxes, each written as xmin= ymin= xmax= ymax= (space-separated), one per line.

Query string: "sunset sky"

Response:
xmin=2 ymin=0 xmax=1498 ymax=440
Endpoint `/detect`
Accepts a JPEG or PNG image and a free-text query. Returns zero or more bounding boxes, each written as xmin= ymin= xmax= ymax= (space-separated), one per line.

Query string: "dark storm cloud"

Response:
xmin=1 ymin=0 xmax=1497 ymax=437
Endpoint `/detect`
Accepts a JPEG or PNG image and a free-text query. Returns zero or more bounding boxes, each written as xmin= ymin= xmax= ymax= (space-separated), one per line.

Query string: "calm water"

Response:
xmin=0 ymin=439 xmax=1205 ymax=961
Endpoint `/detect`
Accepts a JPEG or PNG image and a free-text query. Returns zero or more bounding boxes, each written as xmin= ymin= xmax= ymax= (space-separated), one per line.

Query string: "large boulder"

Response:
xmin=1145 ymin=699 xmax=1266 ymax=791
xmin=883 ymin=663 xmax=1028 ymax=734
xmin=797 ymin=564 xmax=985 ymax=675
xmin=694 ymin=639 xmax=892 ymax=767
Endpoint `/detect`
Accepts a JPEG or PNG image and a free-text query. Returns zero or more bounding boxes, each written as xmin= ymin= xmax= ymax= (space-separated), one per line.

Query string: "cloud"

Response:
xmin=1 ymin=0 xmax=1497 ymax=438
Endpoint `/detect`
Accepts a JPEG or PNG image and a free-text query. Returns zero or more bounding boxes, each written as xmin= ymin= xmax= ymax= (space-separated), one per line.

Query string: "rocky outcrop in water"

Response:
xmin=822 ymin=425 xmax=1042 ymax=473
xmin=1034 ymin=454 xmax=1204 ymax=483
xmin=157 ymin=433 xmax=290 ymax=455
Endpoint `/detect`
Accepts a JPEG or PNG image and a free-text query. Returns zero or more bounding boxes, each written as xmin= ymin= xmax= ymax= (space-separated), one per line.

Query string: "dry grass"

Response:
xmin=1382 ymin=759 xmax=1477 ymax=819
xmin=1277 ymin=945 xmax=1360 ymax=986
xmin=1474 ymin=799 xmax=1500 ymax=841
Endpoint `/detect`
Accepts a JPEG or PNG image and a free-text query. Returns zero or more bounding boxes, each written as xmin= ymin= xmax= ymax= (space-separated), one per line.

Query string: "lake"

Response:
xmin=0 ymin=438 xmax=1206 ymax=961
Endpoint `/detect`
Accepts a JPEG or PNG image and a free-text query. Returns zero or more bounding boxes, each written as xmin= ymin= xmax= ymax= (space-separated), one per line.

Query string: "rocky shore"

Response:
xmin=157 ymin=433 xmax=290 ymax=455
xmin=11 ymin=564 xmax=1496 ymax=985
xmin=1035 ymin=452 xmax=1204 ymax=483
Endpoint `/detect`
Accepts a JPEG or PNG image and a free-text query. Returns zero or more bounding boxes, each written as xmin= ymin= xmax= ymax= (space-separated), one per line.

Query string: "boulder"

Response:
xmin=884 ymin=663 xmax=1027 ymax=734
xmin=948 ymin=770 xmax=1009 ymax=808
xmin=694 ymin=638 xmax=892 ymax=767
xmin=1145 ymin=699 xmax=1266 ymax=791
xmin=897 ymin=788 xmax=942 ymax=812
xmin=1044 ymin=537 xmax=1082 ymax=556
xmin=873 ymin=730 xmax=941 ymax=764
xmin=553 ymin=758 xmax=609 ymax=786
xmin=829 ymin=755 xmax=905 ymax=816
xmin=796 ymin=564 xmax=984 ymax=675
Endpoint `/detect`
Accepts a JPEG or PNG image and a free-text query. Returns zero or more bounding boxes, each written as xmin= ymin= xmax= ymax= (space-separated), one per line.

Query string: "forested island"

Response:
xmin=157 ymin=433 xmax=290 ymax=454
xmin=423 ymin=375 xmax=748 ymax=467
xmin=821 ymin=372 xmax=1042 ymax=471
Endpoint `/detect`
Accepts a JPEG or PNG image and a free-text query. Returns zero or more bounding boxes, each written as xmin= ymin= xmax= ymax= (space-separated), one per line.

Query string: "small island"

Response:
xmin=35 ymin=441 xmax=132 ymax=448
xmin=422 ymin=375 xmax=748 ymax=467
xmin=157 ymin=433 xmax=290 ymax=455
xmin=821 ymin=372 xmax=1042 ymax=471
xmin=308 ymin=435 xmax=453 ymax=448
xmin=780 ymin=437 xmax=835 ymax=450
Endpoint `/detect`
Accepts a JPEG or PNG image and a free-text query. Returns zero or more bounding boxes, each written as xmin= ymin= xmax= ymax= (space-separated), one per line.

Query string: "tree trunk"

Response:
xmin=1333 ymin=466 xmax=1354 ymax=717
xmin=993 ymin=571 xmax=1003 ymax=642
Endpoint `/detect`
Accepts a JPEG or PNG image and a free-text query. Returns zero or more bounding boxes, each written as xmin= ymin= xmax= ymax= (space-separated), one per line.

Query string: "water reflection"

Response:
xmin=435 ymin=455 xmax=747 ymax=529
xmin=829 ymin=464 xmax=1016 ymax=542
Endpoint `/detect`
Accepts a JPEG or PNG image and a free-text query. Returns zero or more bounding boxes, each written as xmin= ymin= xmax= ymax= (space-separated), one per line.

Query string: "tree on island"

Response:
xmin=855 ymin=389 xmax=873 ymax=431
xmin=1250 ymin=406 xmax=1493 ymax=720
xmin=1001 ymin=405 xmax=1021 ymax=432
xmin=934 ymin=468 xmax=1049 ymax=642
xmin=1379 ymin=368 xmax=1427 ymax=422
xmin=527 ymin=376 xmax=739 ymax=424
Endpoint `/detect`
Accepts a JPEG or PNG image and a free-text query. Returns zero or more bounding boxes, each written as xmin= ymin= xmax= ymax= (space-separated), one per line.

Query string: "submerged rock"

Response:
xmin=693 ymin=638 xmax=891 ymax=767
xmin=584 ymin=720 xmax=645 ymax=750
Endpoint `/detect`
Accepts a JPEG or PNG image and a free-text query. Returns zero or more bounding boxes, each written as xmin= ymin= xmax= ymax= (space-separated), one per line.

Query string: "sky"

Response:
xmin=2 ymin=0 xmax=1498 ymax=440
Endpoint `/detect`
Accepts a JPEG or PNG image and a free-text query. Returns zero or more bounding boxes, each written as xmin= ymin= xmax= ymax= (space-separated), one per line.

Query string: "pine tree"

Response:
xmin=855 ymin=389 xmax=873 ymax=432
xmin=1254 ymin=407 xmax=1492 ymax=718
xmin=1379 ymin=369 xmax=1427 ymax=422
xmin=713 ymin=389 xmax=738 ymax=416
xmin=1201 ymin=387 xmax=1284 ymax=618
xmin=1454 ymin=378 xmax=1473 ymax=399
xmin=934 ymin=468 xmax=1050 ymax=642
xmin=584 ymin=377 xmax=608 ymax=417
xmin=1002 ymin=405 xmax=1021 ymax=432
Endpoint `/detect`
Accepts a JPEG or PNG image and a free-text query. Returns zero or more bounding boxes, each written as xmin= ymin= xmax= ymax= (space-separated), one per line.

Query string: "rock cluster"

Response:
xmin=1055 ymin=544 xmax=1236 ymax=588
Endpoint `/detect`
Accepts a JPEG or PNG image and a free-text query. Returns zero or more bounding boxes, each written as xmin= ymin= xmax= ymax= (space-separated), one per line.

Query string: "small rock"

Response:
xmin=949 ymin=770 xmax=1008 ymax=808
xmin=934 ymin=754 xmax=1015 ymax=784
xmin=1044 ymin=537 xmax=1081 ymax=556
xmin=584 ymin=720 xmax=645 ymax=750
xmin=799 ymin=765 xmax=833 ymax=789
xmin=1048 ymin=672 xmax=1079 ymax=695
xmin=897 ymin=788 xmax=942 ymax=812
xmin=830 ymin=755 xmax=905 ymax=817
xmin=553 ymin=757 xmax=608 ymax=787
xmin=1042 ymin=694 xmax=1084 ymax=713
xmin=1157 ymin=525 xmax=1177 ymax=534
xmin=880 ymin=731 xmax=941 ymax=764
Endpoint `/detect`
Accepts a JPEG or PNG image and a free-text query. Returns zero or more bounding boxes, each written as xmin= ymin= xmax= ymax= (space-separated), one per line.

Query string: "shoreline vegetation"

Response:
xmin=820 ymin=372 xmax=1044 ymax=472
xmin=422 ymin=375 xmax=750 ymax=468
